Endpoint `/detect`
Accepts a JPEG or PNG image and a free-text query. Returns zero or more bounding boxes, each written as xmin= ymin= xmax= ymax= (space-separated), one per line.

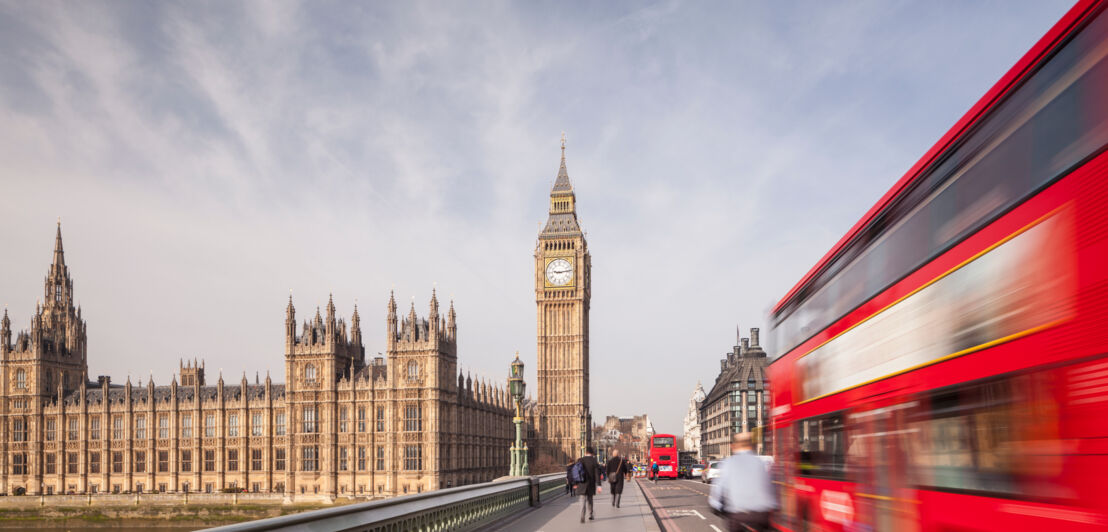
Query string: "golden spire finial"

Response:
xmin=560 ymin=131 xmax=566 ymax=153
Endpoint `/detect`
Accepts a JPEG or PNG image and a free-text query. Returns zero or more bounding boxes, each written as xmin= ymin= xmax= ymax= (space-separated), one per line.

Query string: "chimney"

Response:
xmin=741 ymin=338 xmax=749 ymax=355
xmin=751 ymin=328 xmax=760 ymax=347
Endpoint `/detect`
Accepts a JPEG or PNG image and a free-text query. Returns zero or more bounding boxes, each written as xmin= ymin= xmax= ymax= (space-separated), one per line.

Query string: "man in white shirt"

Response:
xmin=708 ymin=432 xmax=777 ymax=532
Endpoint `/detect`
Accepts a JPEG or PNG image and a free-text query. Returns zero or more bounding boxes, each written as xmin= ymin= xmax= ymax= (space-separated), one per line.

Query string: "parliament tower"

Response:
xmin=534 ymin=137 xmax=591 ymax=466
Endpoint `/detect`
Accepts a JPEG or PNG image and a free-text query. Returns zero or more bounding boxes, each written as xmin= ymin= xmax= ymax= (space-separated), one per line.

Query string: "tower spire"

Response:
xmin=53 ymin=218 xmax=65 ymax=265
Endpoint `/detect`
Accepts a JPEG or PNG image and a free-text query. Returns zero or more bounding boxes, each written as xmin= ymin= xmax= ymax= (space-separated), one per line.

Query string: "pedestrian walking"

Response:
xmin=565 ymin=461 xmax=576 ymax=497
xmin=708 ymin=432 xmax=778 ymax=532
xmin=573 ymin=447 xmax=602 ymax=523
xmin=605 ymin=449 xmax=631 ymax=508
xmin=651 ymin=461 xmax=659 ymax=483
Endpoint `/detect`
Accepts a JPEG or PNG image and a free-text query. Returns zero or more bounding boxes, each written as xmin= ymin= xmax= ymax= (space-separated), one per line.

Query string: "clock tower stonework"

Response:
xmin=535 ymin=139 xmax=591 ymax=467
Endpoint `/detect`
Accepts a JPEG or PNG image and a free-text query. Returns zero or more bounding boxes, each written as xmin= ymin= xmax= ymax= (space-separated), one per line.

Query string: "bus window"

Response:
xmin=797 ymin=412 xmax=847 ymax=480
xmin=904 ymin=379 xmax=1023 ymax=494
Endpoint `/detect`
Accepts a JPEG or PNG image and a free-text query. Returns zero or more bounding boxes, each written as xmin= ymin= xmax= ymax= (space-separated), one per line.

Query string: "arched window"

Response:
xmin=407 ymin=361 xmax=419 ymax=380
xmin=305 ymin=364 xmax=317 ymax=382
xmin=16 ymin=369 xmax=26 ymax=389
xmin=54 ymin=283 xmax=62 ymax=303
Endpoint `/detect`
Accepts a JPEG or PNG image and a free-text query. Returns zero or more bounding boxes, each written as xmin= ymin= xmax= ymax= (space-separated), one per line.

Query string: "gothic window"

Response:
xmin=251 ymin=412 xmax=263 ymax=436
xmin=302 ymin=446 xmax=319 ymax=471
xmin=275 ymin=413 xmax=286 ymax=436
xmin=204 ymin=414 xmax=215 ymax=437
xmin=357 ymin=407 xmax=366 ymax=433
xmin=46 ymin=418 xmax=57 ymax=441
xmin=407 ymin=361 xmax=419 ymax=380
xmin=357 ymin=447 xmax=367 ymax=471
xmin=90 ymin=417 xmax=101 ymax=439
xmin=339 ymin=408 xmax=348 ymax=433
xmin=15 ymin=369 xmax=25 ymax=389
xmin=13 ymin=418 xmax=27 ymax=442
xmin=112 ymin=416 xmax=123 ymax=439
xmin=376 ymin=446 xmax=385 ymax=470
xmin=112 ymin=452 xmax=124 ymax=473
xmin=158 ymin=416 xmax=169 ymax=439
xmin=12 ymin=453 xmax=27 ymax=475
xmin=302 ymin=406 xmax=317 ymax=433
xmin=66 ymin=452 xmax=78 ymax=474
xmin=227 ymin=449 xmax=239 ymax=471
xmin=134 ymin=451 xmax=146 ymax=473
xmin=305 ymin=364 xmax=317 ymax=382
xmin=158 ymin=451 xmax=169 ymax=472
xmin=339 ymin=447 xmax=348 ymax=471
xmin=204 ymin=450 xmax=216 ymax=472
xmin=275 ymin=449 xmax=286 ymax=471
xmin=228 ymin=414 xmax=239 ymax=437
xmin=180 ymin=450 xmax=192 ymax=472
xmin=135 ymin=415 xmax=146 ymax=439
xmin=404 ymin=404 xmax=422 ymax=432
xmin=404 ymin=445 xmax=422 ymax=470
xmin=67 ymin=417 xmax=78 ymax=440
xmin=55 ymin=283 xmax=62 ymax=303
xmin=89 ymin=452 xmax=101 ymax=474
xmin=251 ymin=449 xmax=263 ymax=471
xmin=181 ymin=415 xmax=192 ymax=438
xmin=376 ymin=406 xmax=385 ymax=432
xmin=46 ymin=453 xmax=57 ymax=474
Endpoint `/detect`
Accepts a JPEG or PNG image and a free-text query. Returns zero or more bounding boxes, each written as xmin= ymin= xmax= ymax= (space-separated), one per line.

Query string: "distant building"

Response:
xmin=699 ymin=328 xmax=770 ymax=458
xmin=682 ymin=382 xmax=706 ymax=459
xmin=0 ymin=225 xmax=512 ymax=498
xmin=592 ymin=414 xmax=653 ymax=463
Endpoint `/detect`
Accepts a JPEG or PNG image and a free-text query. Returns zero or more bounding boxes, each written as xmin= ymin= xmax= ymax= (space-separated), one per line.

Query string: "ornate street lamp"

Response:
xmin=509 ymin=353 xmax=529 ymax=476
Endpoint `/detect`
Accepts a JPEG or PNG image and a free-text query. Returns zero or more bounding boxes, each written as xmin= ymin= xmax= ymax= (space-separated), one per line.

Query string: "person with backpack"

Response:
xmin=651 ymin=461 xmax=659 ymax=483
xmin=565 ymin=461 xmax=576 ymax=497
xmin=572 ymin=447 xmax=602 ymax=523
xmin=605 ymin=448 xmax=630 ymax=508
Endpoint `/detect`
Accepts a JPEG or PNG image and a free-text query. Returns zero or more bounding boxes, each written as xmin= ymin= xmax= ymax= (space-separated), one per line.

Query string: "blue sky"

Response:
xmin=0 ymin=1 xmax=1073 ymax=435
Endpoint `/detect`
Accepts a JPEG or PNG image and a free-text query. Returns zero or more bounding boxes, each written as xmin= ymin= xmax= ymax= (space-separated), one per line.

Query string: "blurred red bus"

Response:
xmin=767 ymin=1 xmax=1108 ymax=530
xmin=649 ymin=434 xmax=679 ymax=479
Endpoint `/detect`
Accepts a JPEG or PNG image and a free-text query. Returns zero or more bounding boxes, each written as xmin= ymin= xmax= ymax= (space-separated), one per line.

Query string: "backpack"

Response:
xmin=570 ymin=461 xmax=585 ymax=484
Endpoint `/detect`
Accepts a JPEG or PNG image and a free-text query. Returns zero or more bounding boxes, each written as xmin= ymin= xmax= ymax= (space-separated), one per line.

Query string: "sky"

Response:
xmin=0 ymin=0 xmax=1074 ymax=436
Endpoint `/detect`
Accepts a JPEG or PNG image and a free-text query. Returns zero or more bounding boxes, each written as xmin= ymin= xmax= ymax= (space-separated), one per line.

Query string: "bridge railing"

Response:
xmin=205 ymin=473 xmax=565 ymax=532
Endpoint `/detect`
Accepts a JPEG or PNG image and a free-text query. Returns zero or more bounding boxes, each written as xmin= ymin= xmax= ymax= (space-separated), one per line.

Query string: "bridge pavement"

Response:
xmin=485 ymin=478 xmax=662 ymax=532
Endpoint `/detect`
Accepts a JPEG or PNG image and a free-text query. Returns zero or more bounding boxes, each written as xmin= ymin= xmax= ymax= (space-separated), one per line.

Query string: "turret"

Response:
xmin=326 ymin=293 xmax=337 ymax=339
xmin=286 ymin=294 xmax=296 ymax=347
xmin=429 ymin=289 xmax=439 ymax=337
xmin=447 ymin=300 xmax=456 ymax=340
xmin=351 ymin=304 xmax=362 ymax=347
xmin=387 ymin=291 xmax=398 ymax=348
xmin=1 ymin=307 xmax=9 ymax=354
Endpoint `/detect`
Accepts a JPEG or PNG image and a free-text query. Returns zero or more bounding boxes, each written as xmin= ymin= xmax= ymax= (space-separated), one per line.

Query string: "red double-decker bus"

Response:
xmin=649 ymin=434 xmax=679 ymax=480
xmin=767 ymin=1 xmax=1108 ymax=530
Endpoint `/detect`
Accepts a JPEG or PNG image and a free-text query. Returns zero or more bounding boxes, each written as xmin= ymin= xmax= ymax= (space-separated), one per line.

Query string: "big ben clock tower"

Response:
xmin=535 ymin=135 xmax=591 ymax=467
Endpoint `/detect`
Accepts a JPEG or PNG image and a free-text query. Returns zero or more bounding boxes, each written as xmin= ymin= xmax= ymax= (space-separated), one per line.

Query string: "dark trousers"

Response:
xmin=579 ymin=493 xmax=594 ymax=520
xmin=611 ymin=490 xmax=622 ymax=507
xmin=726 ymin=511 xmax=770 ymax=532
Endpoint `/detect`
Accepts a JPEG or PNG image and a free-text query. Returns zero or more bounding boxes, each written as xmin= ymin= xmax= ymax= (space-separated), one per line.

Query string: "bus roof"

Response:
xmin=771 ymin=0 xmax=1102 ymax=315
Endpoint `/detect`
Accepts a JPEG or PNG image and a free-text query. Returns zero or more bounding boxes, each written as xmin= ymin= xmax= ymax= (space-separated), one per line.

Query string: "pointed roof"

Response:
xmin=52 ymin=221 xmax=66 ymax=272
xmin=552 ymin=138 xmax=573 ymax=194
xmin=540 ymin=135 xmax=583 ymax=238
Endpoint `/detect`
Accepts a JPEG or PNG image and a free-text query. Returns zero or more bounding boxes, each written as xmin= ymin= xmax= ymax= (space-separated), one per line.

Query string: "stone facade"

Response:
xmin=699 ymin=328 xmax=770 ymax=459
xmin=593 ymin=415 xmax=654 ymax=463
xmin=682 ymin=382 xmax=706 ymax=459
xmin=534 ymin=140 xmax=592 ymax=469
xmin=0 ymin=225 xmax=512 ymax=497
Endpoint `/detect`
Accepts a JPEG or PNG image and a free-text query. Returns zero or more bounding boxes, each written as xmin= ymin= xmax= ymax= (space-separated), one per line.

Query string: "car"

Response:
xmin=702 ymin=461 xmax=722 ymax=483
xmin=689 ymin=464 xmax=705 ymax=479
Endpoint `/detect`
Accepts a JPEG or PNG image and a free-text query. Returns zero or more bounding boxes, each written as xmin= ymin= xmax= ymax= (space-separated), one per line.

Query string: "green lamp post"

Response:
xmin=509 ymin=353 xmax=529 ymax=476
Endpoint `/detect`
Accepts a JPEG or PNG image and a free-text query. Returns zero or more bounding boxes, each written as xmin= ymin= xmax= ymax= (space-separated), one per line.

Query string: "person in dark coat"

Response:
xmin=605 ymin=448 xmax=631 ymax=508
xmin=565 ymin=461 xmax=576 ymax=497
xmin=574 ymin=447 xmax=602 ymax=523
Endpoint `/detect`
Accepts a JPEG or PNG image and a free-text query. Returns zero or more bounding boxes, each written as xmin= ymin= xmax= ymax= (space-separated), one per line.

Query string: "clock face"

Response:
xmin=546 ymin=258 xmax=573 ymax=286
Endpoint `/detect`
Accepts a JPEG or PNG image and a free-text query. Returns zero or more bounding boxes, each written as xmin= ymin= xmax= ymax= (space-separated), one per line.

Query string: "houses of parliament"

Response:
xmin=0 ymin=145 xmax=592 ymax=497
